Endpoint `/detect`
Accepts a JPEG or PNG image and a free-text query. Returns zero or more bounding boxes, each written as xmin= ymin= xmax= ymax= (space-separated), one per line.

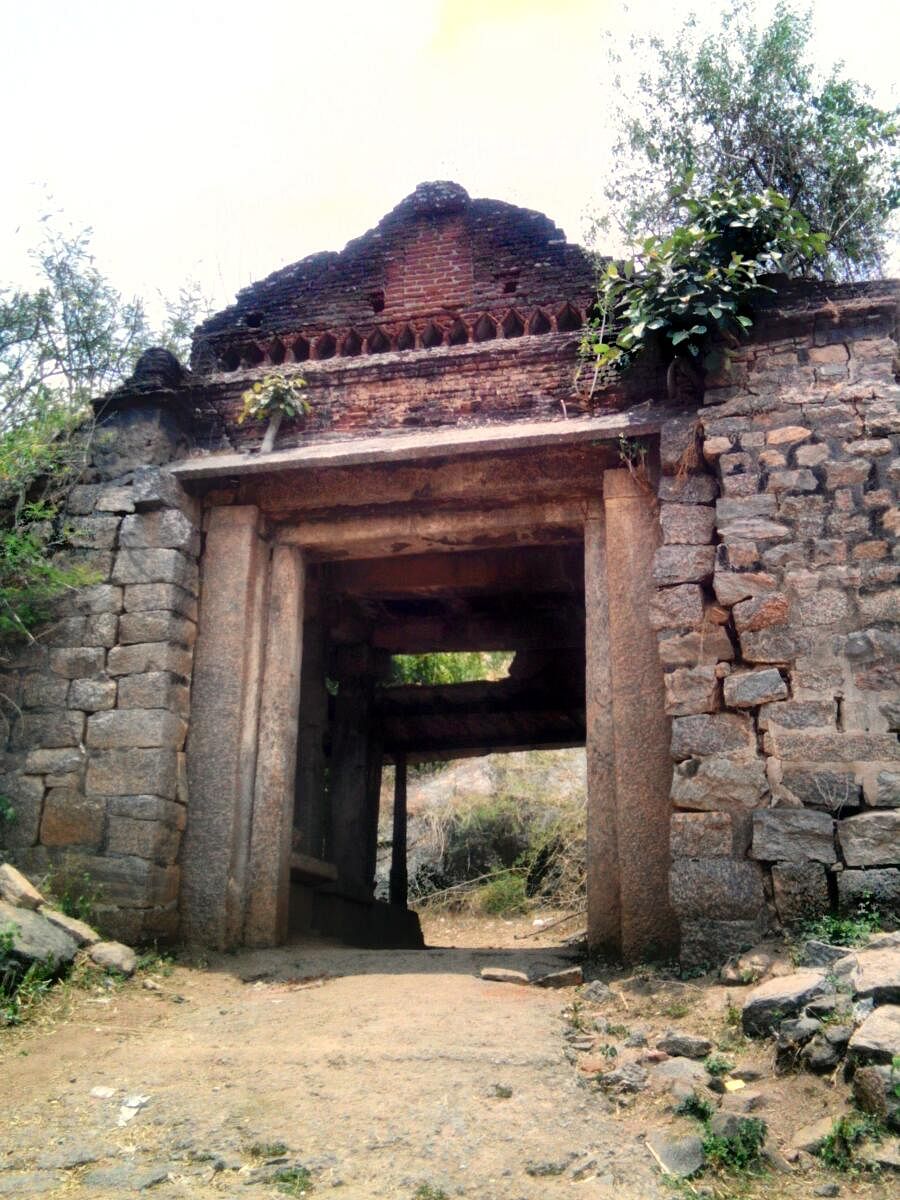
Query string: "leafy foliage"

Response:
xmin=818 ymin=1113 xmax=882 ymax=1171
xmin=238 ymin=371 xmax=309 ymax=426
xmin=42 ymin=861 xmax=103 ymax=925
xmin=799 ymin=898 xmax=882 ymax=946
xmin=702 ymin=1117 xmax=767 ymax=1172
xmin=0 ymin=923 xmax=58 ymax=1027
xmin=582 ymin=184 xmax=827 ymax=382
xmin=389 ymin=652 xmax=512 ymax=687
xmin=599 ymin=1 xmax=900 ymax=278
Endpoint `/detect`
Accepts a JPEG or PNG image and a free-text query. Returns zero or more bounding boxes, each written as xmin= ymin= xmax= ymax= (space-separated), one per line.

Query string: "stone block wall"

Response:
xmin=0 ymin=440 xmax=201 ymax=944
xmin=655 ymin=290 xmax=900 ymax=964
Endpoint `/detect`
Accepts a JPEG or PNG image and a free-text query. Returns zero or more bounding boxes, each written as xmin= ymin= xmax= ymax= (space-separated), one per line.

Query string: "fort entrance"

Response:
xmin=176 ymin=418 xmax=677 ymax=961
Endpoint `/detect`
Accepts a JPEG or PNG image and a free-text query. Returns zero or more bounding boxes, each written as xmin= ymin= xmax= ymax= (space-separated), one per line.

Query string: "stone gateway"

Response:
xmin=1 ymin=183 xmax=898 ymax=963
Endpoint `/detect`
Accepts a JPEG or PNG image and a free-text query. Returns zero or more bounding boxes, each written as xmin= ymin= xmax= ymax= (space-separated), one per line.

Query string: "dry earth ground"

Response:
xmin=0 ymin=912 xmax=894 ymax=1200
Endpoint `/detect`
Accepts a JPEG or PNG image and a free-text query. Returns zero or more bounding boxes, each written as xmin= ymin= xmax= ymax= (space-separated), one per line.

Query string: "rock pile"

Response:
xmin=0 ymin=861 xmax=137 ymax=992
xmin=739 ymin=933 xmax=900 ymax=1132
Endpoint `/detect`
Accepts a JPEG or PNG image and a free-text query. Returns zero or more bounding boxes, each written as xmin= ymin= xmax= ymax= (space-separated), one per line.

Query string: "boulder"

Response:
xmin=847 ymin=946 xmax=900 ymax=1005
xmin=645 ymin=1133 xmax=704 ymax=1179
xmin=88 ymin=941 xmax=137 ymax=977
xmin=656 ymin=1032 xmax=713 ymax=1059
xmin=799 ymin=939 xmax=850 ymax=968
xmin=742 ymin=970 xmax=830 ymax=1036
xmin=0 ymin=863 xmax=44 ymax=910
xmin=0 ymin=898 xmax=79 ymax=972
xmin=847 ymin=1005 xmax=900 ymax=1065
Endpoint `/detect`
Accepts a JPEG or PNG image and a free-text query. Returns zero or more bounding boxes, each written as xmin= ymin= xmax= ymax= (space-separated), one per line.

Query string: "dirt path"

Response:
xmin=0 ymin=918 xmax=664 ymax=1200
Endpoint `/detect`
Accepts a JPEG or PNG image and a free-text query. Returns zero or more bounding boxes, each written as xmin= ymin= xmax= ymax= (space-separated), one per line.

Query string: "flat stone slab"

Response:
xmin=532 ymin=966 xmax=583 ymax=989
xmin=479 ymin=967 xmax=529 ymax=985
xmin=649 ymin=1057 xmax=709 ymax=1091
xmin=0 ymin=899 xmax=78 ymax=970
xmin=847 ymin=1004 xmax=900 ymax=1065
xmin=38 ymin=906 xmax=100 ymax=947
xmin=656 ymin=1032 xmax=713 ymax=1059
xmin=847 ymin=946 xmax=900 ymax=1004
xmin=646 ymin=1132 xmax=704 ymax=1178
xmin=741 ymin=970 xmax=830 ymax=1036
xmin=791 ymin=1115 xmax=837 ymax=1153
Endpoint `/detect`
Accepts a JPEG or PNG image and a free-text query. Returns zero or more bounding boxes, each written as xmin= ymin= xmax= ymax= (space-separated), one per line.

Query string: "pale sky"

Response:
xmin=2 ymin=0 xmax=898 ymax=318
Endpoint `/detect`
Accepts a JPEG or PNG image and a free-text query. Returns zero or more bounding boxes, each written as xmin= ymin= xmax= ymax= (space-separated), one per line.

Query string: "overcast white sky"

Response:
xmin=2 ymin=0 xmax=898 ymax=318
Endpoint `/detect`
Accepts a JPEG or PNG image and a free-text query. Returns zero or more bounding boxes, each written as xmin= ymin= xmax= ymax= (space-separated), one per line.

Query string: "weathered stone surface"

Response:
xmin=800 ymin=940 xmax=852 ymax=968
xmin=791 ymin=1116 xmax=837 ymax=1153
xmin=751 ymin=810 xmax=836 ymax=864
xmin=119 ymin=509 xmax=199 ymax=553
xmin=69 ymin=514 xmax=121 ymax=550
xmin=670 ymin=857 xmax=767 ymax=920
xmin=723 ymin=668 xmax=787 ymax=708
xmin=23 ymin=747 xmax=83 ymax=779
xmin=868 ymin=771 xmax=900 ymax=808
xmin=40 ymin=789 xmax=105 ymax=847
xmin=22 ymin=672 xmax=69 ymax=708
xmin=846 ymin=947 xmax=900 ymax=1005
xmin=838 ymin=868 xmax=900 ymax=917
xmin=657 ymin=627 xmax=735 ymax=666
xmin=741 ymin=970 xmax=830 ymax=1036
xmin=653 ymin=545 xmax=716 ymax=586
xmin=106 ymin=642 xmax=193 ymax=678
xmin=533 ymin=966 xmax=583 ymax=988
xmin=733 ymin=593 xmax=790 ymax=633
xmin=767 ymin=425 xmax=812 ymax=447
xmin=847 ymin=1005 xmax=900 ymax=1065
xmin=107 ymin=795 xmax=186 ymax=827
xmin=480 ymin=966 xmax=529 ymax=984
xmin=0 ymin=772 xmax=43 ymax=849
xmin=771 ymin=862 xmax=829 ymax=924
xmin=106 ymin=816 xmax=181 ymax=864
xmin=660 ymin=504 xmax=716 ymax=545
xmin=13 ymin=711 xmax=84 ymax=750
xmin=771 ymin=730 xmax=900 ymax=763
xmin=645 ymin=1133 xmax=704 ymax=1179
xmin=671 ymin=755 xmax=769 ymax=810
xmin=116 ymin=672 xmax=190 ymax=715
xmin=88 ymin=940 xmax=137 ymax=977
xmin=0 ymin=898 xmax=78 ymax=969
xmin=649 ymin=584 xmax=705 ymax=631
xmin=76 ymin=853 xmax=179 ymax=908
xmin=671 ymin=713 xmax=756 ymax=760
xmin=112 ymin=549 xmax=199 ymax=593
xmin=664 ymin=666 xmax=719 ymax=716
xmin=117 ymin=611 xmax=196 ymax=647
xmin=713 ymin=570 xmax=778 ymax=607
xmin=87 ymin=709 xmax=187 ymax=751
xmin=61 ymin=583 xmax=123 ymax=615
xmin=68 ymin=678 xmax=117 ymax=712
xmin=95 ymin=486 xmax=134 ymax=513
xmin=132 ymin=464 xmax=196 ymax=514
xmin=0 ymin=862 xmax=44 ymax=909
xmin=838 ymin=811 xmax=900 ymax=867
xmin=768 ymin=468 xmax=818 ymax=494
xmin=681 ymin=919 xmax=766 ymax=966
xmin=86 ymin=749 xmax=177 ymax=800
xmin=670 ymin=811 xmax=733 ymax=858
xmin=758 ymin=700 xmax=835 ymax=732
xmin=658 ymin=474 xmax=718 ymax=504
xmin=656 ymin=1032 xmax=713 ymax=1058
xmin=740 ymin=626 xmax=810 ymax=663
xmin=38 ymin=905 xmax=99 ymax=946
xmin=648 ymin=1056 xmax=709 ymax=1088
xmin=49 ymin=647 xmax=106 ymax=679
xmin=123 ymin=582 xmax=198 ymax=620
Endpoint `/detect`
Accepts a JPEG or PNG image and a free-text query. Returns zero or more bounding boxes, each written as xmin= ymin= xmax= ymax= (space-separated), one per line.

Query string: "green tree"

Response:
xmin=0 ymin=217 xmax=211 ymax=640
xmin=1 ymin=217 xmax=211 ymax=428
xmin=599 ymin=1 xmax=900 ymax=278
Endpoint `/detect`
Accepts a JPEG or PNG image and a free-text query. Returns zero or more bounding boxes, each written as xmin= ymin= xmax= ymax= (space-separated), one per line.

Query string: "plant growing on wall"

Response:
xmin=239 ymin=371 xmax=309 ymax=453
xmin=581 ymin=184 xmax=827 ymax=397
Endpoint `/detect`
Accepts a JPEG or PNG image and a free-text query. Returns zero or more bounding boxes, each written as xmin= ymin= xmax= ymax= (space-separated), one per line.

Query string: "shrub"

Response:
xmin=473 ymin=871 xmax=528 ymax=917
xmin=801 ymin=899 xmax=881 ymax=947
xmin=702 ymin=1117 xmax=767 ymax=1172
xmin=818 ymin=1114 xmax=882 ymax=1171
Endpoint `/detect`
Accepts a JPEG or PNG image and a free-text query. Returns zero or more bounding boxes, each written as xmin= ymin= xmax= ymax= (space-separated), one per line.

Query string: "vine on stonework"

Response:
xmin=581 ymin=184 xmax=828 ymax=397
